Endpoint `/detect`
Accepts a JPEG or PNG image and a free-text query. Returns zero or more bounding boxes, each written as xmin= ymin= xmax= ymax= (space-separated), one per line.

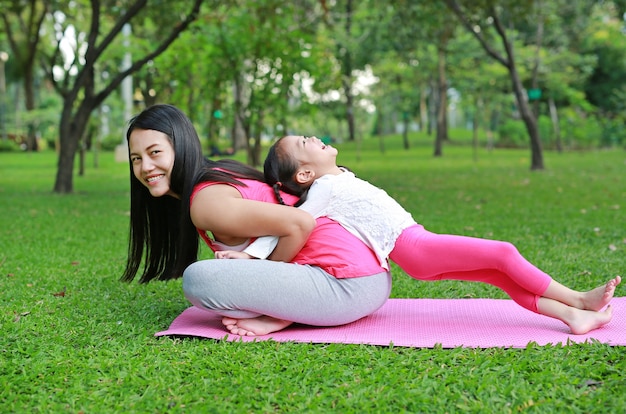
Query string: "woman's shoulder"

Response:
xmin=192 ymin=178 xmax=277 ymax=203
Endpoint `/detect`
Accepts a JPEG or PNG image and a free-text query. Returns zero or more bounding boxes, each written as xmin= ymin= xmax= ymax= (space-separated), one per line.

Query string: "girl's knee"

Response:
xmin=494 ymin=241 xmax=522 ymax=264
xmin=500 ymin=241 xmax=520 ymax=255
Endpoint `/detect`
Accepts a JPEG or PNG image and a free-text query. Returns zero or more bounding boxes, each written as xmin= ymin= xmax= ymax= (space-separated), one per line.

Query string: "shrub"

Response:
xmin=559 ymin=108 xmax=602 ymax=149
xmin=0 ymin=139 xmax=21 ymax=152
xmin=100 ymin=133 xmax=126 ymax=151
xmin=496 ymin=118 xmax=528 ymax=148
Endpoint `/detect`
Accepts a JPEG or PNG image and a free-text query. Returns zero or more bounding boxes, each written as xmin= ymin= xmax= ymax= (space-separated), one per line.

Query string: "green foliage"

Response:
xmin=598 ymin=117 xmax=626 ymax=147
xmin=2 ymin=0 xmax=626 ymax=176
xmin=582 ymin=11 xmax=626 ymax=116
xmin=560 ymin=107 xmax=603 ymax=149
xmin=496 ymin=118 xmax=528 ymax=148
xmin=100 ymin=133 xmax=124 ymax=152
xmin=496 ymin=113 xmax=622 ymax=150
xmin=1 ymin=139 xmax=625 ymax=412
xmin=0 ymin=139 xmax=20 ymax=152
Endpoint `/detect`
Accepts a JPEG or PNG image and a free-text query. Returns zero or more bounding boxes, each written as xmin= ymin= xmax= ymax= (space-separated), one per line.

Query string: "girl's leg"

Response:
xmin=390 ymin=226 xmax=552 ymax=312
xmin=390 ymin=226 xmax=620 ymax=312
xmin=390 ymin=226 xmax=618 ymax=333
xmin=183 ymin=259 xmax=391 ymax=335
xmin=537 ymin=297 xmax=613 ymax=335
xmin=542 ymin=276 xmax=621 ymax=311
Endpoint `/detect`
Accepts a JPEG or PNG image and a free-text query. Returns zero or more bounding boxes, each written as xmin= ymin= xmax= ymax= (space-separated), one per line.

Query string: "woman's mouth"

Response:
xmin=146 ymin=174 xmax=164 ymax=184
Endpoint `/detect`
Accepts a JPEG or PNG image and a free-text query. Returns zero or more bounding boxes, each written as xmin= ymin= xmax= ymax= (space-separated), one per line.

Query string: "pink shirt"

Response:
xmin=191 ymin=178 xmax=386 ymax=278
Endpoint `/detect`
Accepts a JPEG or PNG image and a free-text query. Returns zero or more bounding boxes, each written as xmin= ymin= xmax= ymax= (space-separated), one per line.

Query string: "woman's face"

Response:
xmin=128 ymin=128 xmax=178 ymax=199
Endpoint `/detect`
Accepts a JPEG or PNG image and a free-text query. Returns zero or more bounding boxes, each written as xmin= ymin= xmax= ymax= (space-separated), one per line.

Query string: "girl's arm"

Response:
xmin=190 ymin=184 xmax=315 ymax=255
xmin=266 ymin=179 xmax=332 ymax=261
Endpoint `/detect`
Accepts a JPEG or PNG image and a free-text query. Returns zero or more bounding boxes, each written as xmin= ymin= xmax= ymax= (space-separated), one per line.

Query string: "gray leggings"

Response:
xmin=182 ymin=259 xmax=391 ymax=326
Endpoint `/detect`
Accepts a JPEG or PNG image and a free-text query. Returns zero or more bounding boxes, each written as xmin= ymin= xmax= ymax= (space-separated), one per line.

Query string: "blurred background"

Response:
xmin=1 ymin=0 xmax=625 ymax=192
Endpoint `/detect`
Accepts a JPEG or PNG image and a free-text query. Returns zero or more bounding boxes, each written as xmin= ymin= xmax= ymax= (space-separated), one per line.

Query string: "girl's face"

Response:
xmin=282 ymin=135 xmax=338 ymax=175
xmin=128 ymin=128 xmax=179 ymax=199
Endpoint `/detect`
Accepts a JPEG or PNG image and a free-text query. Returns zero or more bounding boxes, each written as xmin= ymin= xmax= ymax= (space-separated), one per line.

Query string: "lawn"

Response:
xmin=1 ymin=137 xmax=625 ymax=413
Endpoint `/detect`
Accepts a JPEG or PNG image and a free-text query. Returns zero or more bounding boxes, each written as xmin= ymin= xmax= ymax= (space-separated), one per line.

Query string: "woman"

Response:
xmin=123 ymin=104 xmax=391 ymax=336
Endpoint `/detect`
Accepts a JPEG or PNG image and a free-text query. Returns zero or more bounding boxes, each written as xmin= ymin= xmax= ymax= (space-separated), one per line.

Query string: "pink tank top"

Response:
xmin=191 ymin=178 xmax=386 ymax=278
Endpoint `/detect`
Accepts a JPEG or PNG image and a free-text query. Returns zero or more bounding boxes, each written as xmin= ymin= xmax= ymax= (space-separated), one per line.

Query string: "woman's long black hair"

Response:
xmin=121 ymin=104 xmax=263 ymax=283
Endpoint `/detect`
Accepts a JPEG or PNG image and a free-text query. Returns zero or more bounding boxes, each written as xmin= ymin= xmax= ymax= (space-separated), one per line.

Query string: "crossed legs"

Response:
xmin=183 ymin=259 xmax=391 ymax=336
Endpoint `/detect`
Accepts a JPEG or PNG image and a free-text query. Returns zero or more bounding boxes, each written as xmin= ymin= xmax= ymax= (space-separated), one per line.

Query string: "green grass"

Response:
xmin=1 ymin=137 xmax=625 ymax=413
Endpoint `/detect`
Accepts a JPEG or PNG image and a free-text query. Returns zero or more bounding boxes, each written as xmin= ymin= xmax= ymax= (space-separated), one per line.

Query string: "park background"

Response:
xmin=1 ymin=1 xmax=626 ymax=412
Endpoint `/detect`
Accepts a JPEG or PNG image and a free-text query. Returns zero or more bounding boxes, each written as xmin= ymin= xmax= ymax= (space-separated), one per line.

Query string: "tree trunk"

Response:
xmin=232 ymin=79 xmax=248 ymax=151
xmin=79 ymin=141 xmax=85 ymax=176
xmin=434 ymin=47 xmax=448 ymax=157
xmin=509 ymin=64 xmax=543 ymax=170
xmin=342 ymin=0 xmax=355 ymax=142
xmin=473 ymin=96 xmax=482 ymax=162
xmin=54 ymin=106 xmax=84 ymax=193
xmin=249 ymin=111 xmax=264 ymax=167
xmin=402 ymin=112 xmax=410 ymax=150
xmin=427 ymin=79 xmax=436 ymax=136
xmin=486 ymin=107 xmax=498 ymax=151
xmin=23 ymin=68 xmax=38 ymax=151
xmin=345 ymin=95 xmax=355 ymax=142
xmin=420 ymin=85 xmax=428 ymax=134
xmin=548 ymin=97 xmax=562 ymax=152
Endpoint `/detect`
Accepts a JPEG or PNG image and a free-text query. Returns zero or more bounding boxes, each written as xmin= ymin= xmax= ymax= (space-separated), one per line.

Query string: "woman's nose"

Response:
xmin=141 ymin=158 xmax=155 ymax=173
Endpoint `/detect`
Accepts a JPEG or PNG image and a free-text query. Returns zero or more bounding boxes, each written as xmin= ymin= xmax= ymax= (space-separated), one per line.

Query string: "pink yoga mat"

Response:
xmin=155 ymin=297 xmax=626 ymax=348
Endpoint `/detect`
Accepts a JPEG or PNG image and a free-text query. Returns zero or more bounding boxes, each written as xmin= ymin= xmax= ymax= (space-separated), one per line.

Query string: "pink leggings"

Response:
xmin=389 ymin=225 xmax=552 ymax=313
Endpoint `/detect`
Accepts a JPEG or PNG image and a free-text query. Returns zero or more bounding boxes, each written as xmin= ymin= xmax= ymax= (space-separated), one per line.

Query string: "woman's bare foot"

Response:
xmin=566 ymin=305 xmax=613 ymax=335
xmin=221 ymin=316 xmax=293 ymax=336
xmin=582 ymin=275 xmax=621 ymax=311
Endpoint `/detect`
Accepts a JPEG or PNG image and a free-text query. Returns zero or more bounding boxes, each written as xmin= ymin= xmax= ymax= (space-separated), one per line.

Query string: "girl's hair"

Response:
xmin=122 ymin=104 xmax=264 ymax=283
xmin=263 ymin=136 xmax=309 ymax=207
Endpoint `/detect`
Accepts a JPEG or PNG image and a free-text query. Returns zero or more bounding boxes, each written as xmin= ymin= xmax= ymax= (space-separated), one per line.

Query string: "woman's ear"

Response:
xmin=295 ymin=168 xmax=315 ymax=185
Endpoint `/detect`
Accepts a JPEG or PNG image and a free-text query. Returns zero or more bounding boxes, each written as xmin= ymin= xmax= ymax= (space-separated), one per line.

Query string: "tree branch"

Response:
xmin=443 ymin=0 xmax=509 ymax=68
xmin=93 ymin=0 xmax=205 ymax=108
xmin=489 ymin=6 xmax=514 ymax=69
xmin=68 ymin=0 xmax=147 ymax=103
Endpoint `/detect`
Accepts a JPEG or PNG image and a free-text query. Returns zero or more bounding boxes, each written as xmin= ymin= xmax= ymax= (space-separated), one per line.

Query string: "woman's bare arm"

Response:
xmin=190 ymin=184 xmax=315 ymax=256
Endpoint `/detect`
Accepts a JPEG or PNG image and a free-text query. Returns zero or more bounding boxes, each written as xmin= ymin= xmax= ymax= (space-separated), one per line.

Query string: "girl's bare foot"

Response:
xmin=221 ymin=316 xmax=293 ymax=336
xmin=566 ymin=305 xmax=613 ymax=335
xmin=582 ymin=275 xmax=621 ymax=311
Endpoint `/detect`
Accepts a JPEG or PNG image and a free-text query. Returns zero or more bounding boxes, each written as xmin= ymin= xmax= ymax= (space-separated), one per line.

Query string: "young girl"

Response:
xmin=218 ymin=135 xmax=621 ymax=335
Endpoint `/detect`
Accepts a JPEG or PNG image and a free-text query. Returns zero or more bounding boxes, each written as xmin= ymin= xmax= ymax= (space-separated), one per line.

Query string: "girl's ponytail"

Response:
xmin=272 ymin=182 xmax=287 ymax=205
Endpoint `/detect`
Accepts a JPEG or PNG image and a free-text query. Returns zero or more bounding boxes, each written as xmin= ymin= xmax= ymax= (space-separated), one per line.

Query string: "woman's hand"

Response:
xmin=215 ymin=250 xmax=254 ymax=260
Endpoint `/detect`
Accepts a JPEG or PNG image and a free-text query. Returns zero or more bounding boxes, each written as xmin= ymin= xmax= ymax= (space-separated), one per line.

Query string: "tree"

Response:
xmin=201 ymin=0 xmax=320 ymax=166
xmin=583 ymin=7 xmax=626 ymax=117
xmin=318 ymin=0 xmax=385 ymax=142
xmin=42 ymin=0 xmax=204 ymax=193
xmin=444 ymin=0 xmax=546 ymax=170
xmin=371 ymin=1 xmax=456 ymax=155
xmin=447 ymin=29 xmax=510 ymax=156
xmin=1 ymin=0 xmax=49 ymax=151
